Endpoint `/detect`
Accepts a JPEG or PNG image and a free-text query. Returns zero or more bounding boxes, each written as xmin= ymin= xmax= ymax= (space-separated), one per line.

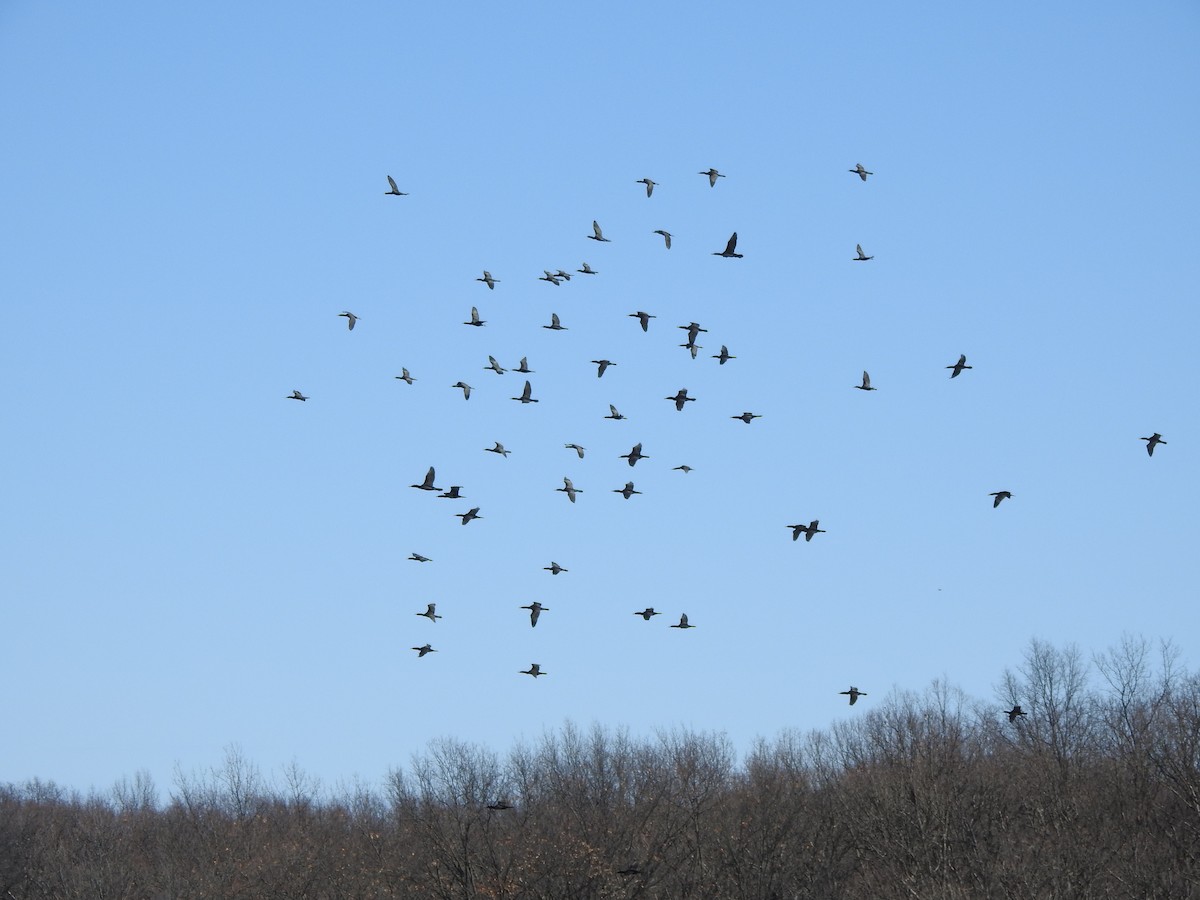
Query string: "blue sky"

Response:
xmin=2 ymin=1 xmax=1197 ymax=794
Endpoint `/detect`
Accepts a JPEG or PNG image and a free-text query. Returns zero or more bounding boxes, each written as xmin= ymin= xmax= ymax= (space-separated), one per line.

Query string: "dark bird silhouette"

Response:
xmin=543 ymin=313 xmax=567 ymax=331
xmin=680 ymin=341 xmax=702 ymax=359
xmin=732 ymin=412 xmax=761 ymax=424
xmin=849 ymin=163 xmax=873 ymax=181
xmin=853 ymin=244 xmax=873 ymax=261
xmin=674 ymin=465 xmax=693 ymax=474
xmin=621 ymin=443 xmax=648 ymax=466
xmin=557 ymin=477 xmax=582 ymax=504
xmin=452 ymin=381 xmax=472 ymax=399
xmin=654 ymin=229 xmax=672 ymax=249
xmin=637 ymin=178 xmax=657 ymax=197
xmin=485 ymin=355 xmax=507 ymax=375
xmin=788 ymin=520 xmax=825 ymax=542
xmin=477 ymin=270 xmax=499 ymax=290
xmin=338 ymin=311 xmax=359 ymax=330
xmin=713 ymin=232 xmax=743 ymax=257
xmin=577 ymin=262 xmax=598 ymax=274
xmin=485 ymin=442 xmax=511 ymax=458
xmin=713 ymin=345 xmax=735 ymax=365
xmin=990 ymin=491 xmax=1012 ymax=508
xmin=946 ymin=354 xmax=972 ymax=378
xmin=464 ymin=306 xmax=486 ymax=327
xmin=457 ymin=507 xmax=482 ymax=525
xmin=539 ymin=270 xmax=562 ymax=286
xmin=385 ymin=175 xmax=407 ymax=196
xmin=614 ymin=481 xmax=641 ymax=499
xmin=437 ymin=486 xmax=463 ymax=499
xmin=487 ymin=801 xmax=514 ymax=811
xmin=606 ymin=404 xmax=626 ymax=421
xmin=544 ymin=561 xmax=568 ymax=575
xmin=417 ymin=603 xmax=442 ymax=622
xmin=520 ymin=602 xmax=548 ymax=627
xmin=671 ymin=613 xmax=695 ymax=629
xmin=666 ymin=388 xmax=696 ymax=411
xmin=395 ymin=368 xmax=415 ymax=384
xmin=1004 ymin=705 xmax=1028 ymax=722
xmin=512 ymin=380 xmax=538 ymax=403
xmin=854 ymin=371 xmax=876 ymax=391
xmin=521 ymin=663 xmax=546 ymax=678
xmin=588 ymin=220 xmax=611 ymax=242
xmin=411 ymin=467 xmax=440 ymax=492
xmin=412 ymin=643 xmax=436 ymax=657
xmin=1141 ymin=433 xmax=1167 ymax=456
xmin=633 ymin=608 xmax=661 ymax=620
xmin=286 ymin=390 xmax=308 ymax=401
xmin=679 ymin=322 xmax=708 ymax=344
xmin=592 ymin=359 xmax=615 ymax=378
xmin=699 ymin=168 xmax=725 ymax=187
xmin=629 ymin=311 xmax=656 ymax=332
xmin=840 ymin=686 xmax=866 ymax=705
xmin=515 ymin=357 xmax=534 ymax=374
xmin=554 ymin=269 xmax=573 ymax=282
xmin=408 ymin=553 xmax=431 ymax=562
xmin=564 ymin=443 xmax=585 ymax=459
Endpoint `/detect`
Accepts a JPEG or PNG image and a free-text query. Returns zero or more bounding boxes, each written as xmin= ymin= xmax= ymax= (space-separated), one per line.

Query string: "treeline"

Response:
xmin=3 ymin=638 xmax=1198 ymax=899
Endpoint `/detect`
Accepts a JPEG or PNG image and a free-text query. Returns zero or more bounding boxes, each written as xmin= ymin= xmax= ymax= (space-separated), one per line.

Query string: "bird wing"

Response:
xmin=680 ymin=613 xmax=689 ymax=626
xmin=522 ymin=380 xmax=532 ymax=399
xmin=724 ymin=233 xmax=738 ymax=254
xmin=387 ymin=175 xmax=399 ymax=192
xmin=592 ymin=220 xmax=603 ymax=239
xmin=862 ymin=371 xmax=871 ymax=388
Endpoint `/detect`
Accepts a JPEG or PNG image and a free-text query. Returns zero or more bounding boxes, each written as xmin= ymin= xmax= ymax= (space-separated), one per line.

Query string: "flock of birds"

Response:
xmin=285 ymin=165 xmax=1168 ymax=714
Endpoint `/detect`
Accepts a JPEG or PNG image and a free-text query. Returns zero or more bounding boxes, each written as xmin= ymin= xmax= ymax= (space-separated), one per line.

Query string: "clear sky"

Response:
xmin=2 ymin=1 xmax=1197 ymax=795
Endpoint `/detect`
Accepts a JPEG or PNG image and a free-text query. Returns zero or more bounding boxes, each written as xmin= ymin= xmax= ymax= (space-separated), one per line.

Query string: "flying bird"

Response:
xmin=520 ymin=602 xmax=549 ymax=627
xmin=671 ymin=613 xmax=695 ymax=629
xmin=411 ymin=467 xmax=440 ymax=492
xmin=946 ymin=354 xmax=972 ymax=378
xmin=713 ymin=233 xmax=743 ymax=258
xmin=588 ymin=220 xmax=611 ymax=242
xmin=338 ymin=311 xmax=359 ymax=330
xmin=408 ymin=553 xmax=431 ymax=562
xmin=412 ymin=644 xmax=436 ymax=658
xmin=464 ymin=306 xmax=486 ymax=327
xmin=614 ymin=481 xmax=641 ymax=499
xmin=853 ymin=244 xmax=873 ymax=261
xmin=673 ymin=465 xmax=693 ymax=474
xmin=286 ymin=390 xmax=308 ymax=401
xmin=1141 ymin=433 xmax=1167 ymax=456
xmin=788 ymin=520 xmax=826 ymax=542
xmin=395 ymin=368 xmax=415 ymax=384
xmin=621 ymin=443 xmax=648 ymax=466
xmin=666 ymin=389 xmax=695 ymax=411
xmin=699 ymin=168 xmax=725 ymax=187
xmin=577 ymin=262 xmax=598 ymax=274
xmin=437 ymin=486 xmax=463 ymax=499
xmin=680 ymin=341 xmax=702 ymax=359
xmin=679 ymin=322 xmax=708 ymax=343
xmin=605 ymin=404 xmax=626 ymax=421
xmin=633 ymin=608 xmax=661 ymax=620
xmin=732 ymin=412 xmax=762 ymax=424
xmin=855 ymin=371 xmax=876 ymax=391
xmin=416 ymin=603 xmax=442 ymax=622
xmin=452 ymin=382 xmax=472 ymax=399
xmin=629 ymin=311 xmax=656 ymax=332
xmin=487 ymin=801 xmax=514 ymax=811
xmin=485 ymin=355 xmax=507 ymax=375
xmin=515 ymin=357 xmax=534 ymax=374
xmin=592 ymin=359 xmax=615 ymax=378
xmin=554 ymin=269 xmax=573 ymax=282
xmin=385 ymin=175 xmax=407 ymax=196
xmin=512 ymin=380 xmax=538 ymax=403
xmin=485 ymin=442 xmax=511 ymax=458
xmin=543 ymin=313 xmax=567 ymax=331
xmin=849 ymin=163 xmax=873 ymax=181
xmin=990 ymin=491 xmax=1013 ymax=508
xmin=713 ymin=345 xmax=735 ymax=365
xmin=564 ymin=443 xmax=585 ymax=458
xmin=521 ymin=663 xmax=546 ymax=678
xmin=557 ymin=477 xmax=582 ymax=503
xmin=653 ymin=229 xmax=672 ymax=249
xmin=544 ymin=561 xmax=568 ymax=575
xmin=539 ymin=270 xmax=562 ymax=285
xmin=637 ymin=178 xmax=657 ymax=197
xmin=476 ymin=271 xmax=499 ymax=290
xmin=456 ymin=507 xmax=482 ymax=525
xmin=840 ymin=686 xmax=867 ymax=705
xmin=1004 ymin=705 xmax=1028 ymax=723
